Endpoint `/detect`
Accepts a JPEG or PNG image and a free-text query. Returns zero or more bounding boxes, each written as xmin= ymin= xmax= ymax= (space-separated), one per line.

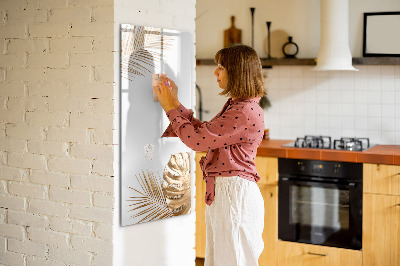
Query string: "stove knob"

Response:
xmin=334 ymin=164 xmax=341 ymax=174
xmin=298 ymin=161 xmax=305 ymax=171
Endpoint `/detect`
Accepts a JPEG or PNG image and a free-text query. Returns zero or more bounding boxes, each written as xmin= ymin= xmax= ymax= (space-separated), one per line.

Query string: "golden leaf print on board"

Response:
xmin=127 ymin=153 xmax=191 ymax=223
xmin=162 ymin=152 xmax=191 ymax=215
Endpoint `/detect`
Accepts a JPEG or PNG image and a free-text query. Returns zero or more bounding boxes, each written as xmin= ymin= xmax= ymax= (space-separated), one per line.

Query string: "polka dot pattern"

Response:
xmin=161 ymin=97 xmax=265 ymax=205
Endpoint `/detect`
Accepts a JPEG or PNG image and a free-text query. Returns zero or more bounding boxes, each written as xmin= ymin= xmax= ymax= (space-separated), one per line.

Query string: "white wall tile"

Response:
xmin=316 ymin=115 xmax=330 ymax=128
xmin=328 ymin=88 xmax=341 ymax=103
xmin=367 ymin=77 xmax=381 ymax=91
xmin=195 ymin=65 xmax=400 ymax=144
xmin=367 ymin=105 xmax=381 ymax=118
xmin=367 ymin=91 xmax=381 ymax=104
xmin=316 ymin=103 xmax=329 ymax=115
xmin=342 ymin=128 xmax=355 ymax=137
xmin=355 ymin=116 xmax=368 ymax=130
xmin=382 ymin=131 xmax=396 ymax=144
xmin=381 ymin=66 xmax=394 ymax=77
xmin=368 ymin=117 xmax=381 ymax=131
xmin=382 ymin=90 xmax=395 ymax=104
xmin=368 ymin=130 xmax=382 ymax=143
xmin=316 ymin=89 xmax=329 ymax=103
xmin=341 ymin=89 xmax=354 ymax=104
xmin=354 ymin=89 xmax=368 ymax=104
xmin=395 ymin=118 xmax=400 ymax=131
xmin=341 ymin=104 xmax=355 ymax=116
xmin=342 ymin=117 xmax=355 ymax=129
xmin=355 ymin=104 xmax=368 ymax=117
xmin=382 ymin=117 xmax=396 ymax=131
xmin=382 ymin=105 xmax=395 ymax=118
xmin=382 ymin=79 xmax=395 ymax=91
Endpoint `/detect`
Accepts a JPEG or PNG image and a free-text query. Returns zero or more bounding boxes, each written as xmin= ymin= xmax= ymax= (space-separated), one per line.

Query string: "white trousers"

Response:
xmin=205 ymin=176 xmax=264 ymax=266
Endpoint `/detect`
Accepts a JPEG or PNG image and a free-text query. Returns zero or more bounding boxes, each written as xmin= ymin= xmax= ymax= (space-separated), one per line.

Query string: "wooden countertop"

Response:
xmin=257 ymin=139 xmax=400 ymax=165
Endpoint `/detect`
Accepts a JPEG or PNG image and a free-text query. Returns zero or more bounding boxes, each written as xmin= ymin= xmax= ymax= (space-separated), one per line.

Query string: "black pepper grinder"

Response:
xmin=282 ymin=36 xmax=299 ymax=58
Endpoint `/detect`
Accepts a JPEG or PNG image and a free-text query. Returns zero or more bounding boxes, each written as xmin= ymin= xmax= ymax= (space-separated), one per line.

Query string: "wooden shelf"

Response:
xmin=352 ymin=57 xmax=400 ymax=65
xmin=196 ymin=57 xmax=400 ymax=67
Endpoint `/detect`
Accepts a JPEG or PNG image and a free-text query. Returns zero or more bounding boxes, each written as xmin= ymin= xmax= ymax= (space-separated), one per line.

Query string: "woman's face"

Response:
xmin=214 ymin=64 xmax=228 ymax=89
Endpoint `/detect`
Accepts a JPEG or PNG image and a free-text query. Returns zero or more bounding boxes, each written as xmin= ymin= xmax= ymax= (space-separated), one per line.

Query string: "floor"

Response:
xmin=195 ymin=257 xmax=205 ymax=266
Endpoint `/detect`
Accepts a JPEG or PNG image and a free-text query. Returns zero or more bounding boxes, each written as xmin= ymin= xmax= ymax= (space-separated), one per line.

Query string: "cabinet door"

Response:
xmin=255 ymin=156 xmax=278 ymax=186
xmin=364 ymin=164 xmax=400 ymax=196
xmin=195 ymin=152 xmax=207 ymax=258
xmin=259 ymin=185 xmax=278 ymax=266
xmin=277 ymin=241 xmax=362 ymax=266
xmin=363 ymin=193 xmax=400 ymax=266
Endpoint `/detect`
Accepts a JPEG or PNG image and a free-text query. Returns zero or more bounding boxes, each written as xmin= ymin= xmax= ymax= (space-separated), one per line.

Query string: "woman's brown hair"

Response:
xmin=214 ymin=44 xmax=266 ymax=99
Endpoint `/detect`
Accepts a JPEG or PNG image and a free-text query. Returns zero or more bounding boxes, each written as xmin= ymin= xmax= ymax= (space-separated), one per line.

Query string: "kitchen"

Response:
xmin=195 ymin=0 xmax=400 ymax=265
xmin=0 ymin=0 xmax=398 ymax=264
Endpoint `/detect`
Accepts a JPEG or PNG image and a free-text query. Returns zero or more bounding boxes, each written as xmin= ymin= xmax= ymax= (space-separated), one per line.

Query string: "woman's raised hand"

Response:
xmin=153 ymin=77 xmax=175 ymax=113
xmin=165 ymin=77 xmax=180 ymax=109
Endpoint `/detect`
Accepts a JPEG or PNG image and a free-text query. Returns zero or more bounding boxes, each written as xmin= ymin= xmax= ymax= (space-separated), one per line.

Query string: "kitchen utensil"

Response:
xmin=224 ymin=16 xmax=242 ymax=48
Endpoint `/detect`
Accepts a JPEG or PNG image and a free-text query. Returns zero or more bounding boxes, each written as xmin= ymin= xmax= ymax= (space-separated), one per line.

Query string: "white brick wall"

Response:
xmin=0 ymin=0 xmax=114 ymax=265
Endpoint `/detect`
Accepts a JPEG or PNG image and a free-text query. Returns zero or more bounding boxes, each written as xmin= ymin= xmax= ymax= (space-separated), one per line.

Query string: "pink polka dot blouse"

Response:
xmin=161 ymin=97 xmax=265 ymax=205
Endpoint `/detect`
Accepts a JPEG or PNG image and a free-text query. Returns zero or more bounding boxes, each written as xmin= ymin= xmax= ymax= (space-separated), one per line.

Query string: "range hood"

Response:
xmin=314 ymin=0 xmax=358 ymax=71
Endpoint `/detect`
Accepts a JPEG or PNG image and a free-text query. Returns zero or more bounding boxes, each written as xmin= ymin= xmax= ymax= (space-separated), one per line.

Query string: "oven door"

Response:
xmin=278 ymin=176 xmax=362 ymax=250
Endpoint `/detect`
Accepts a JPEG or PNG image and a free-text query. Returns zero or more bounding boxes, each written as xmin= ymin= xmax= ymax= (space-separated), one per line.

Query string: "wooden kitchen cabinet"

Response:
xmin=363 ymin=163 xmax=400 ymax=266
xmin=363 ymin=193 xmax=400 ymax=266
xmin=195 ymin=152 xmax=207 ymax=258
xmin=364 ymin=163 xmax=400 ymax=196
xmin=255 ymin=156 xmax=278 ymax=186
xmin=276 ymin=241 xmax=362 ymax=266
xmin=259 ymin=184 xmax=278 ymax=266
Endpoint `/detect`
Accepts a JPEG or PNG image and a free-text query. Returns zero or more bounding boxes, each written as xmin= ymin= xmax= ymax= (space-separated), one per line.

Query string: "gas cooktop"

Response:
xmin=282 ymin=135 xmax=375 ymax=151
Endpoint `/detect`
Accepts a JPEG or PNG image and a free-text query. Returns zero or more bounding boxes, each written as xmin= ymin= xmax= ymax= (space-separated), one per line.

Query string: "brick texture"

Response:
xmin=0 ymin=0 xmax=114 ymax=264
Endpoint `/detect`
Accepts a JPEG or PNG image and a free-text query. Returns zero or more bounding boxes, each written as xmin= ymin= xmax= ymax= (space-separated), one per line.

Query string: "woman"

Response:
xmin=154 ymin=44 xmax=266 ymax=266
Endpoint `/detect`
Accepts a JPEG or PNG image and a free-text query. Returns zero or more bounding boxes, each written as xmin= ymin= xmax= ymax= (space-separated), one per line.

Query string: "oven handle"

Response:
xmin=280 ymin=177 xmax=357 ymax=189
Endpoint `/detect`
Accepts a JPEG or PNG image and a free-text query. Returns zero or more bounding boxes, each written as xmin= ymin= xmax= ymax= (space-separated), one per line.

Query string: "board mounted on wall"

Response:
xmin=119 ymin=24 xmax=193 ymax=226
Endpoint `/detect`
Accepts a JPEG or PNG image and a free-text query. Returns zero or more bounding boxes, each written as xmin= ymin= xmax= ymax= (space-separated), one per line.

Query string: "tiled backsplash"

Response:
xmin=196 ymin=65 xmax=400 ymax=145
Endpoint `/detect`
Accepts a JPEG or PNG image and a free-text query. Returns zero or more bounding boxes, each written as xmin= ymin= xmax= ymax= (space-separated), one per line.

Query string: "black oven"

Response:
xmin=278 ymin=158 xmax=363 ymax=250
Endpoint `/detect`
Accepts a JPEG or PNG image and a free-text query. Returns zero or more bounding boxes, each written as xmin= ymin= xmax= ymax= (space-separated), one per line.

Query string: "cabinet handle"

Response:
xmin=307 ymin=252 xmax=328 ymax=256
xmin=397 ymin=204 xmax=400 ymax=207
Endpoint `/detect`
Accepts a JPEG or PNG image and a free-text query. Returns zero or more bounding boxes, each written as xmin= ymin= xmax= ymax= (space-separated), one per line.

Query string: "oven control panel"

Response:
xmin=280 ymin=158 xmax=362 ymax=180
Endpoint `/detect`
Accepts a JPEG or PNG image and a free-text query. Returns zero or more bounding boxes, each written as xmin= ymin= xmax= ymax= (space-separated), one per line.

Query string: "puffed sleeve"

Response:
xmin=161 ymin=103 xmax=202 ymax=138
xmin=165 ymin=106 xmax=248 ymax=152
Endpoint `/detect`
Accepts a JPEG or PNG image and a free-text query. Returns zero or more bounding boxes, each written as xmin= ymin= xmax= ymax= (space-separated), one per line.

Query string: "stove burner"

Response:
xmin=286 ymin=136 xmax=372 ymax=151
xmin=295 ymin=135 xmax=332 ymax=149
xmin=333 ymin=137 xmax=370 ymax=151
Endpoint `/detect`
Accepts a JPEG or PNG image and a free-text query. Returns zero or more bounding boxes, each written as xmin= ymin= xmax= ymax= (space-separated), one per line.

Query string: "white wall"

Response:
xmin=196 ymin=0 xmax=400 ymax=58
xmin=196 ymin=0 xmax=400 ymax=145
xmin=113 ymin=1 xmax=197 ymax=266
xmin=0 ymin=0 xmax=114 ymax=265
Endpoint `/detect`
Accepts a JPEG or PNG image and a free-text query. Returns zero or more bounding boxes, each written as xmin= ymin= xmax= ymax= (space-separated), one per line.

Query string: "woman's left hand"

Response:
xmin=153 ymin=77 xmax=175 ymax=113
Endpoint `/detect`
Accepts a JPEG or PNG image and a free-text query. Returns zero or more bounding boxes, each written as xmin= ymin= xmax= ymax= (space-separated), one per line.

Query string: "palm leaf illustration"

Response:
xmin=121 ymin=25 xmax=176 ymax=81
xmin=126 ymin=170 xmax=174 ymax=223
